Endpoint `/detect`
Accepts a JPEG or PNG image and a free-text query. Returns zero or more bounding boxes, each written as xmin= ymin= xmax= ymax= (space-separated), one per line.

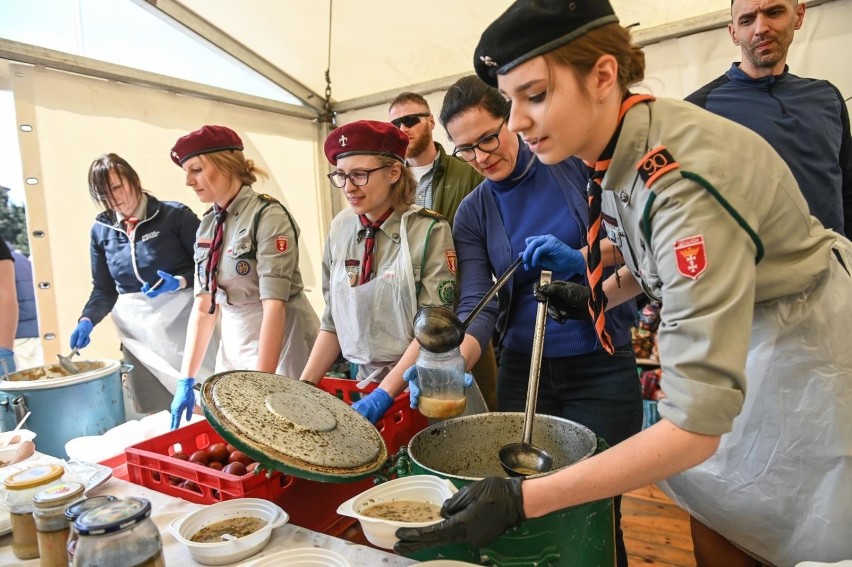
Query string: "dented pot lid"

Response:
xmin=201 ymin=371 xmax=387 ymax=482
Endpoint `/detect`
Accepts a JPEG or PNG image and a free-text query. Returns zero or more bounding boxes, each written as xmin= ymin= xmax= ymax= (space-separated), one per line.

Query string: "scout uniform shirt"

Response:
xmin=194 ymin=185 xmax=319 ymax=377
xmin=320 ymin=205 xmax=456 ymax=375
xmin=599 ymin=97 xmax=837 ymax=435
xmin=599 ymin=97 xmax=852 ymax=564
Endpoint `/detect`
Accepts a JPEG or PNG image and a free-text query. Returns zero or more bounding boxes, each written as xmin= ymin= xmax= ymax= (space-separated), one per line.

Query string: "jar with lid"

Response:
xmin=414 ymin=346 xmax=467 ymax=419
xmin=65 ymin=494 xmax=118 ymax=565
xmin=33 ymin=481 xmax=85 ymax=567
xmin=2 ymin=463 xmax=65 ymax=559
xmin=73 ymin=497 xmax=164 ymax=567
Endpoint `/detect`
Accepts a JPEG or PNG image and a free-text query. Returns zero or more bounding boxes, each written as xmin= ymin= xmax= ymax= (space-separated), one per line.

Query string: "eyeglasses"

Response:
xmin=452 ymin=119 xmax=506 ymax=162
xmin=327 ymin=165 xmax=390 ymax=188
xmin=390 ymin=112 xmax=431 ymax=129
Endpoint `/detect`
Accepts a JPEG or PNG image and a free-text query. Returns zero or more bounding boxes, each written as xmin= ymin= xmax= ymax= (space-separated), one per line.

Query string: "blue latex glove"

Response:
xmin=70 ymin=318 xmax=94 ymax=350
xmin=352 ymin=388 xmax=394 ymax=424
xmin=0 ymin=348 xmax=16 ymax=375
xmin=522 ymin=235 xmax=585 ymax=276
xmin=403 ymin=365 xmax=474 ymax=409
xmin=142 ymin=270 xmax=181 ymax=298
xmin=170 ymin=377 xmax=196 ymax=430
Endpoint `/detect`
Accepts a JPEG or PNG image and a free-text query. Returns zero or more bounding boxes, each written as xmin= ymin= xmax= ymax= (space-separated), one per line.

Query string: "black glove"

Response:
xmin=533 ymin=281 xmax=591 ymax=323
xmin=394 ymin=476 xmax=525 ymax=554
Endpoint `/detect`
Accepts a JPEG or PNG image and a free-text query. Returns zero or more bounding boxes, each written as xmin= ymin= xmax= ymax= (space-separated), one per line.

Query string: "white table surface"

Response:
xmin=0 ymin=476 xmax=418 ymax=567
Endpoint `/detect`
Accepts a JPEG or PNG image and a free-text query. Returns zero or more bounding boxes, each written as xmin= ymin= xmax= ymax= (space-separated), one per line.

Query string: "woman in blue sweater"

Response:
xmin=71 ymin=153 xmax=217 ymax=413
xmin=440 ymin=75 xmax=642 ymax=566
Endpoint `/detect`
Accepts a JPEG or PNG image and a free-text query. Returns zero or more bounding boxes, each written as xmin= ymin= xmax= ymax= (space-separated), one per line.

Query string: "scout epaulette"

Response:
xmin=417 ymin=208 xmax=446 ymax=221
xmin=636 ymin=146 xmax=679 ymax=188
xmin=257 ymin=193 xmax=279 ymax=204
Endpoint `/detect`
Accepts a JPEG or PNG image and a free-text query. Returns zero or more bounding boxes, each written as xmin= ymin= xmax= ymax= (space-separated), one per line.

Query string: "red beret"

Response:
xmin=324 ymin=120 xmax=408 ymax=166
xmin=171 ymin=125 xmax=244 ymax=166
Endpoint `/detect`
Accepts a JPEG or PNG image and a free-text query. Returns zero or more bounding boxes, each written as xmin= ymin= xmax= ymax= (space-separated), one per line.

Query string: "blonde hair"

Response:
xmin=375 ymin=155 xmax=416 ymax=211
xmin=545 ymin=23 xmax=645 ymax=95
xmin=202 ymin=149 xmax=268 ymax=186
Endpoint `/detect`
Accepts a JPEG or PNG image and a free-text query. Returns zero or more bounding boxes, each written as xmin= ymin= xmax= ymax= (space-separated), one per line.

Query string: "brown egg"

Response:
xmin=228 ymin=450 xmax=253 ymax=466
xmin=171 ymin=451 xmax=188 ymax=461
xmin=226 ymin=444 xmax=237 ymax=454
xmin=222 ymin=462 xmax=247 ymax=476
xmin=151 ymin=471 xmax=161 ymax=482
xmin=181 ymin=480 xmax=201 ymax=493
xmin=168 ymin=475 xmax=182 ymax=485
xmin=208 ymin=461 xmax=224 ymax=471
xmin=246 ymin=462 xmax=259 ymax=473
xmin=189 ymin=450 xmax=210 ymax=466
xmin=207 ymin=443 xmax=229 ymax=463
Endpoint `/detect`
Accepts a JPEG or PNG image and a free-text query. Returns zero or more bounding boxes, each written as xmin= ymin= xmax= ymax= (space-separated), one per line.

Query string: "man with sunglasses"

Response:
xmin=389 ymin=92 xmax=498 ymax=411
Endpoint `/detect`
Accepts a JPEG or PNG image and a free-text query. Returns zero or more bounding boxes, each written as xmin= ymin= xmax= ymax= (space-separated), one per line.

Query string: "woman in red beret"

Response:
xmin=299 ymin=120 xmax=484 ymax=423
xmin=396 ymin=0 xmax=852 ymax=564
xmin=70 ymin=153 xmax=215 ymax=414
xmin=169 ymin=125 xmax=319 ymax=430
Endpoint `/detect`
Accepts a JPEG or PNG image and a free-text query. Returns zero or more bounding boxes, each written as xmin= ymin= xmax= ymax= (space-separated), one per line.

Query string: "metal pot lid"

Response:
xmin=201 ymin=371 xmax=387 ymax=482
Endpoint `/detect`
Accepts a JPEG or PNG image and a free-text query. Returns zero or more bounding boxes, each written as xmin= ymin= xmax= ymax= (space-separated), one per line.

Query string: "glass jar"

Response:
xmin=414 ymin=346 xmax=467 ymax=419
xmin=33 ymin=481 xmax=85 ymax=567
xmin=65 ymin=495 xmax=119 ymax=565
xmin=72 ymin=497 xmax=164 ymax=567
xmin=2 ymin=463 xmax=65 ymax=559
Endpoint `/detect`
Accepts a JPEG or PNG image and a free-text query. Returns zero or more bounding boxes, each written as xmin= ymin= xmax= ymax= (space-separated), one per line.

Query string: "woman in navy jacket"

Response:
xmin=71 ymin=153 xmax=216 ymax=412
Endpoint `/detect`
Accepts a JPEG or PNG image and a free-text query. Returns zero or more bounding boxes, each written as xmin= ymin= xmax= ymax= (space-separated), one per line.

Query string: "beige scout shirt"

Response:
xmin=194 ymin=185 xmax=305 ymax=305
xmin=320 ymin=206 xmax=456 ymax=333
xmin=600 ymin=97 xmax=838 ymax=436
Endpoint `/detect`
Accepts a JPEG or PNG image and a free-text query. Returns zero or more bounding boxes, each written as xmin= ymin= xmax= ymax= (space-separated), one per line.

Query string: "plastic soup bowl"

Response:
xmin=336 ymin=474 xmax=457 ymax=549
xmin=167 ymin=498 xmax=288 ymax=565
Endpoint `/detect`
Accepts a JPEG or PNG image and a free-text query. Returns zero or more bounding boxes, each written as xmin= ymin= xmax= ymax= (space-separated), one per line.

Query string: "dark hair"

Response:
xmin=438 ymin=75 xmax=510 ymax=139
xmin=545 ymin=23 xmax=645 ymax=95
xmin=87 ymin=153 xmax=145 ymax=211
xmin=389 ymin=92 xmax=430 ymax=111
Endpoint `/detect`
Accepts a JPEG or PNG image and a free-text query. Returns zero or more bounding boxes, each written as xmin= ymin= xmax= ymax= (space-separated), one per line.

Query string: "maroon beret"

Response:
xmin=324 ymin=120 xmax=408 ymax=166
xmin=170 ymin=125 xmax=244 ymax=166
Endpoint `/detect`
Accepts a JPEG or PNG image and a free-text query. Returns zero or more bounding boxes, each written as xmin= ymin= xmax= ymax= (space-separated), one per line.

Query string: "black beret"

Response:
xmin=474 ymin=0 xmax=619 ymax=87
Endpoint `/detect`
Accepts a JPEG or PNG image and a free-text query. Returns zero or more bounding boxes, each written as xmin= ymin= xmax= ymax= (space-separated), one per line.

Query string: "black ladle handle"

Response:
xmin=460 ymin=256 xmax=523 ymax=331
xmin=522 ymin=270 xmax=551 ymax=444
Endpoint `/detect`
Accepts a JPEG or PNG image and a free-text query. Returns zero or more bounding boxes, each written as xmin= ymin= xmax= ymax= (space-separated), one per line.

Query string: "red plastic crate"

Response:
xmin=123 ymin=377 xmax=427 ymax=534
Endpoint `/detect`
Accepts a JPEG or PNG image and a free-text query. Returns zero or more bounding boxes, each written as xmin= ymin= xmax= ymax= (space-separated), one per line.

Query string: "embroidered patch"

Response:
xmin=140 ymin=231 xmax=159 ymax=242
xmin=235 ymin=260 xmax=251 ymax=276
xmin=674 ymin=235 xmax=707 ymax=280
xmin=197 ymin=238 xmax=212 ymax=249
xmin=637 ymin=146 xmax=679 ymax=188
xmin=275 ymin=235 xmax=288 ymax=254
xmin=346 ymin=262 xmax=360 ymax=287
xmin=438 ymin=279 xmax=456 ymax=306
xmin=445 ymin=251 xmax=457 ymax=275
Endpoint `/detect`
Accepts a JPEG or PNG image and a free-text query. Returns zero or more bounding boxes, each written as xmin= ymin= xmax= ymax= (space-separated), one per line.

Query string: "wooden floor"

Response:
xmin=623 ymin=484 xmax=696 ymax=567
xmin=342 ymin=484 xmax=696 ymax=566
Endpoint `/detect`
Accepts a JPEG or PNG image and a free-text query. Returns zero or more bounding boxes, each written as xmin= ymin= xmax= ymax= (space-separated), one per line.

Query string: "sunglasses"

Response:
xmin=391 ymin=112 xmax=431 ymax=129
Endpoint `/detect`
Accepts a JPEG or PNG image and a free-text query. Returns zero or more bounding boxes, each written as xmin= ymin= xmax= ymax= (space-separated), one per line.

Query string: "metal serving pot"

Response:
xmin=0 ymin=360 xmax=128 ymax=459
xmin=404 ymin=412 xmax=615 ymax=567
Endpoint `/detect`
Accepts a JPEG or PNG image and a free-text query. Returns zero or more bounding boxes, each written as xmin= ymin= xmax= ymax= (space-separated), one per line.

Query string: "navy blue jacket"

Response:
xmin=686 ymin=63 xmax=852 ymax=235
xmin=81 ymin=195 xmax=199 ymax=325
xmin=8 ymin=245 xmax=38 ymax=339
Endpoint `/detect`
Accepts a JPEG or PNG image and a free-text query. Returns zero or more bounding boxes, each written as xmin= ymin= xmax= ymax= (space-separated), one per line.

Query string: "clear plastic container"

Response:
xmin=2 ymin=463 xmax=65 ymax=559
xmin=414 ymin=346 xmax=467 ymax=419
xmin=72 ymin=497 xmax=164 ymax=567
xmin=33 ymin=481 xmax=85 ymax=567
xmin=65 ymin=495 xmax=119 ymax=565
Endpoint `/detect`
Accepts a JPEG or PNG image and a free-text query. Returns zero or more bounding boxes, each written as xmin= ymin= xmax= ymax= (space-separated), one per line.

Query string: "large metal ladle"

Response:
xmin=413 ymin=256 xmax=523 ymax=353
xmin=57 ymin=348 xmax=81 ymax=375
xmin=499 ymin=270 xmax=554 ymax=477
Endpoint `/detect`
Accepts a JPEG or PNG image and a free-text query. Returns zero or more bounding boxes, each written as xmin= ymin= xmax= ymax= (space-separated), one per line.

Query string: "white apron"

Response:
xmin=659 ymin=241 xmax=852 ymax=566
xmin=111 ymin=288 xmax=217 ymax=393
xmin=216 ymin=293 xmax=316 ymax=379
xmin=330 ymin=211 xmax=488 ymax=416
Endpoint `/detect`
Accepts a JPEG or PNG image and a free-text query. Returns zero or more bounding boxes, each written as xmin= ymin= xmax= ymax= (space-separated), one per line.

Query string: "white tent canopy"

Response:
xmin=0 ymin=0 xmax=850 ymax=362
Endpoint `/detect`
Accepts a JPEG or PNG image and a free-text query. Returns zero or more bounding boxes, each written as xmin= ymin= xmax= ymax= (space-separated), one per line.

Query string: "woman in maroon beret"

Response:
xmin=299 ymin=120 xmax=485 ymax=423
xmin=169 ymin=125 xmax=319 ymax=430
xmin=396 ymin=0 xmax=852 ymax=564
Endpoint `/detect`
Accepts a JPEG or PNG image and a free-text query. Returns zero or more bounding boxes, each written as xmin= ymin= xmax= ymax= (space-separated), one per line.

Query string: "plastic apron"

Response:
xmin=330 ymin=211 xmax=488 ymax=416
xmin=111 ymin=288 xmax=217 ymax=394
xmin=659 ymin=240 xmax=852 ymax=566
xmin=216 ymin=293 xmax=316 ymax=380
